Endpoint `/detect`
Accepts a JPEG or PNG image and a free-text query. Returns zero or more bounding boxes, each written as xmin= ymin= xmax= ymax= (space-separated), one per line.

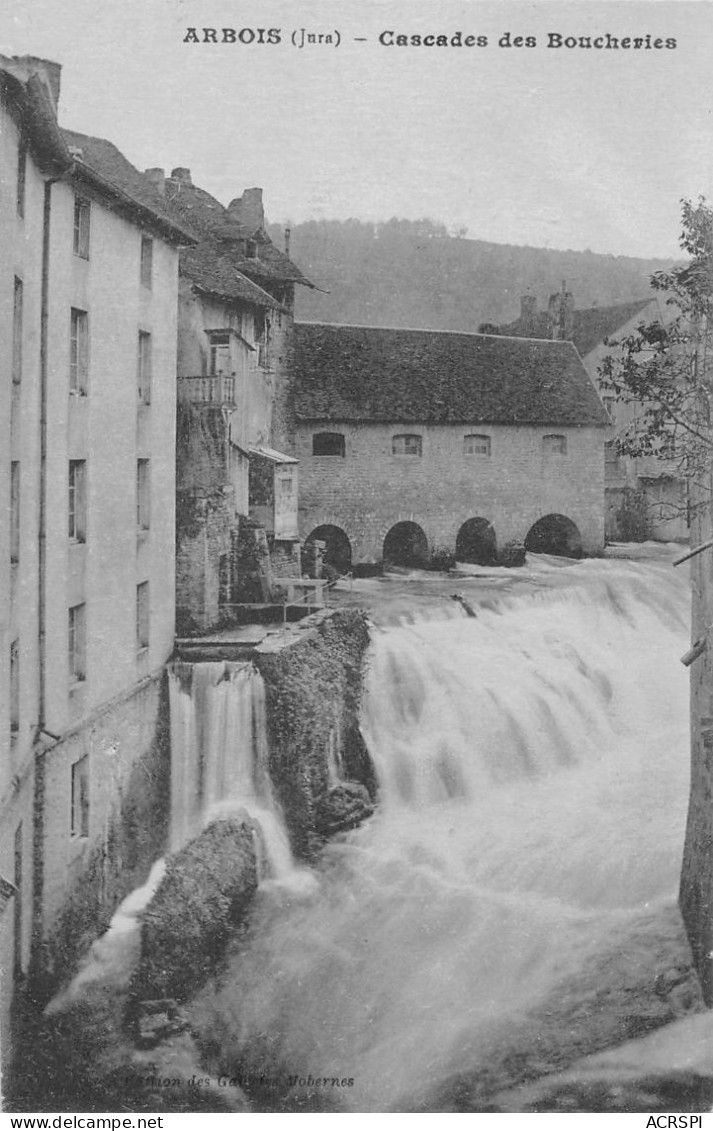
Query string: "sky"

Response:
xmin=3 ymin=0 xmax=713 ymax=257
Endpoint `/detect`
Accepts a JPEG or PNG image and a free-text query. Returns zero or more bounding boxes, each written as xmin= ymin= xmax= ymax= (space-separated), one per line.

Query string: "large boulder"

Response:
xmin=314 ymin=782 xmax=374 ymax=838
xmin=131 ymin=817 xmax=258 ymax=1005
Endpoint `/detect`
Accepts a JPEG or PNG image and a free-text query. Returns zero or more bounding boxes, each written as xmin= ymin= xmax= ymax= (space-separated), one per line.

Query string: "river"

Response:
xmin=186 ymin=547 xmax=698 ymax=1112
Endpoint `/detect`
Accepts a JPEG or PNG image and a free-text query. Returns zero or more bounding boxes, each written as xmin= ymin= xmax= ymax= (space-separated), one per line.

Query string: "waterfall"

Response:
xmin=168 ymin=660 xmax=298 ymax=884
xmin=46 ymin=661 xmax=304 ymax=1015
xmin=190 ymin=555 xmax=694 ymax=1112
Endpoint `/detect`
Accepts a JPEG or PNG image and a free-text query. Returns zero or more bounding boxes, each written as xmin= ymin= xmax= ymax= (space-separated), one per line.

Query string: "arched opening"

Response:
xmin=383 ymin=521 xmax=429 ymax=568
xmin=524 ymin=514 xmax=583 ymax=558
xmin=304 ymin=524 xmax=352 ymax=574
xmin=456 ymin=518 xmax=497 ymax=565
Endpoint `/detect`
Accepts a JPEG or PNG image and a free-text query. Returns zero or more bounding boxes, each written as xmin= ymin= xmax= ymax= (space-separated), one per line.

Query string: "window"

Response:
xmin=140 ymin=236 xmax=153 ymax=289
xmin=70 ymin=308 xmax=89 ymax=395
xmin=73 ymin=196 xmax=90 ymax=258
xmin=70 ymin=755 xmax=90 ymax=838
xmin=137 ymin=331 xmax=152 ymax=404
xmin=68 ymin=460 xmax=87 ymax=542
xmin=209 ymin=333 xmax=232 ymax=376
xmin=137 ymin=460 xmax=150 ymax=531
xmin=68 ymin=603 xmax=86 ymax=683
xmin=392 ymin=433 xmax=422 ymax=456
xmin=464 ymin=434 xmax=491 ymax=456
xmin=12 ymin=277 xmax=22 ymax=385
xmin=605 ymin=441 xmax=622 ymax=471
xmin=312 ymin=432 xmax=346 ymax=457
xmin=543 ymin=434 xmax=567 ymax=455
xmin=245 ymin=239 xmax=257 ymax=259
xmin=16 ymin=138 xmax=26 ymax=218
xmin=219 ymin=554 xmax=231 ymax=608
xmin=10 ymin=462 xmax=20 ymax=563
xmin=10 ymin=639 xmax=19 ymax=733
xmin=136 ymin=581 xmax=150 ymax=650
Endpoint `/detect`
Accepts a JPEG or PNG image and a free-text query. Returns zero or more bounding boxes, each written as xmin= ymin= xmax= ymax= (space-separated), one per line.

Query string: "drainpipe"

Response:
xmin=38 ymin=178 xmax=54 ymax=732
xmin=29 ymin=174 xmax=56 ymax=991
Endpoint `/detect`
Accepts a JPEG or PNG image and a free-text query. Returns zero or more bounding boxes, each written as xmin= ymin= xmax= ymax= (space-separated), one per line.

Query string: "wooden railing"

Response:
xmin=177 ymin=375 xmax=236 ymax=406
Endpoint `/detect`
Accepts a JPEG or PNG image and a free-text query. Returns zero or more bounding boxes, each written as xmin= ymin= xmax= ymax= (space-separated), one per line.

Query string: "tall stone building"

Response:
xmin=0 ymin=54 xmax=193 ymax=1065
xmin=145 ymin=168 xmax=311 ymax=629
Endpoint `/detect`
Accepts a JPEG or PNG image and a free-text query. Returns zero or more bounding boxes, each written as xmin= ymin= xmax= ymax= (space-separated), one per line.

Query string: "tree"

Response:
xmin=599 ymin=198 xmax=713 ymax=512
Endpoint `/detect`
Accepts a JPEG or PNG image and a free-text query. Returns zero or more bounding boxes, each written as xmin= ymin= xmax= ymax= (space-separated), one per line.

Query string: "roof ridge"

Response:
xmin=296 ymin=320 xmax=576 ymax=345
xmin=59 ymin=126 xmax=195 ymax=244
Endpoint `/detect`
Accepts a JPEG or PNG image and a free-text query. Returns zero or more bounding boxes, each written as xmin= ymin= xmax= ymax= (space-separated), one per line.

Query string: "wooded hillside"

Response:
xmin=268 ymin=218 xmax=675 ymax=330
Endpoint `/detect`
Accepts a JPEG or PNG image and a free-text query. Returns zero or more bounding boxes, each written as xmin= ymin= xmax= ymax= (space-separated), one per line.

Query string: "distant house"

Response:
xmin=142 ymin=168 xmax=312 ymax=628
xmin=501 ymin=288 xmax=686 ymax=541
xmin=293 ymin=323 xmax=610 ymax=571
xmin=0 ymin=54 xmax=193 ymax=1063
xmin=576 ymin=296 xmax=687 ymax=543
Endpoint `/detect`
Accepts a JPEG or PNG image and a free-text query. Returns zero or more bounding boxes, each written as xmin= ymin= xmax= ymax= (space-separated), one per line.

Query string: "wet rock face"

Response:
xmin=314 ymin=782 xmax=374 ymax=838
xmin=487 ymin=1009 xmax=713 ymax=1113
xmin=254 ymin=609 xmax=374 ymax=857
xmin=497 ymin=1071 xmax=713 ymax=1113
xmin=132 ymin=816 xmax=258 ymax=1005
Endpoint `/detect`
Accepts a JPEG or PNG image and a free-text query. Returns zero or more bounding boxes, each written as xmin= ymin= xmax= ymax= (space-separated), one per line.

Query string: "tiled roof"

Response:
xmin=61 ymin=129 xmax=195 ymax=243
xmin=182 ymin=245 xmax=282 ymax=309
xmin=294 ymin=323 xmax=610 ymax=427
xmin=163 ymin=179 xmax=312 ymax=287
xmin=502 ymin=298 xmax=655 ymax=357
xmin=571 ymin=299 xmax=656 ymax=356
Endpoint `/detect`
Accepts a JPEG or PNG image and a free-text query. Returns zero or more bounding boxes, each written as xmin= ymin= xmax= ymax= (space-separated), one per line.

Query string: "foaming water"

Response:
xmin=47 ymin=662 xmax=307 ymax=1016
xmin=169 ymin=661 xmax=302 ymax=885
xmin=192 ymin=556 xmax=693 ymax=1112
xmin=45 ymin=858 xmax=167 ymax=1014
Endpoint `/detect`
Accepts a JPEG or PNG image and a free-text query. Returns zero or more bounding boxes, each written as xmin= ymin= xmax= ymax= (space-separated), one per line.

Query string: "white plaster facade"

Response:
xmin=0 ymin=55 xmax=187 ymax=1066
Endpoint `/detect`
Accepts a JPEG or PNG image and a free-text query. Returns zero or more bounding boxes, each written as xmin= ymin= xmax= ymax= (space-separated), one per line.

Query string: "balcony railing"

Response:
xmin=177 ymin=375 xmax=236 ymax=407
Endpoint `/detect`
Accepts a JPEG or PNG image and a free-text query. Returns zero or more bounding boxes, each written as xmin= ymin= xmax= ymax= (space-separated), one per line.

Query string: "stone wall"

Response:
xmin=296 ymin=421 xmax=606 ymax=562
xmin=176 ymin=491 xmax=238 ymax=633
xmin=254 ymin=608 xmax=374 ymax=858
xmin=33 ymin=672 xmax=170 ymax=998
xmin=268 ymin=301 xmax=296 ymax=455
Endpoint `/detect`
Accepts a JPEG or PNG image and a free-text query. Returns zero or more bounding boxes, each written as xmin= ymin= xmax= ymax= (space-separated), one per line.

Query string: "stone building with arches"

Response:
xmin=293 ymin=323 xmax=610 ymax=570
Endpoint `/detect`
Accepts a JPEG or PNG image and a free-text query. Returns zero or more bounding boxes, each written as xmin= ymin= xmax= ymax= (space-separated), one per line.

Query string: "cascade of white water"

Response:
xmin=45 ymin=857 xmax=167 ymax=1014
xmin=168 ymin=660 xmax=299 ymax=883
xmin=46 ymin=662 xmax=302 ymax=1016
xmin=192 ymin=555 xmax=693 ymax=1112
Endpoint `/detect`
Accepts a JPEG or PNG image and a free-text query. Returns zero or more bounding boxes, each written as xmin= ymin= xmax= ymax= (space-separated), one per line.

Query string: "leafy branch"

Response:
xmin=599 ymin=197 xmax=713 ymax=497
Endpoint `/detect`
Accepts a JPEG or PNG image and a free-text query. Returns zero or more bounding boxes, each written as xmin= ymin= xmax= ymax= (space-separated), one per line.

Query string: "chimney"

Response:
xmin=548 ymin=280 xmax=575 ymax=341
xmin=170 ymin=167 xmax=192 ymax=186
xmin=284 ymin=226 xmax=291 ymax=256
xmin=519 ymin=293 xmax=537 ymax=334
xmin=144 ymin=167 xmax=165 ymax=196
xmin=227 ymin=187 xmax=264 ymax=232
xmin=24 ymin=56 xmax=61 ymax=109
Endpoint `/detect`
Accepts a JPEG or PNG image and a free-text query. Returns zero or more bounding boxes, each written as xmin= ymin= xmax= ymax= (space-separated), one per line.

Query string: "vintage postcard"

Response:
xmin=2 ymin=0 xmax=713 ymax=1118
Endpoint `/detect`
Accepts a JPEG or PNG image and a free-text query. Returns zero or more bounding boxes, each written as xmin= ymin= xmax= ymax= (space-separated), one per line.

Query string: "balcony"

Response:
xmin=177 ymin=375 xmax=236 ymax=407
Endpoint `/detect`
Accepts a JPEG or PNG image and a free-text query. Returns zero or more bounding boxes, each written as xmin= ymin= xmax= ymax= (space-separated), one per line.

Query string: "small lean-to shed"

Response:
xmin=248 ymin=445 xmax=299 ymax=540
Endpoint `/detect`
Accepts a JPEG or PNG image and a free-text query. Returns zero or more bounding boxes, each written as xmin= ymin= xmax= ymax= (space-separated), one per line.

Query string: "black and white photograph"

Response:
xmin=2 ymin=0 xmax=713 ymax=1116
